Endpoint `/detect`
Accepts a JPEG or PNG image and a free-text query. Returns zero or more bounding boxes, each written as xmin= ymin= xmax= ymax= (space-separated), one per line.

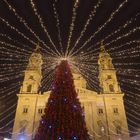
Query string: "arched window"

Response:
xmin=101 ymin=126 xmax=105 ymax=134
xmin=27 ymin=84 xmax=32 ymax=92
xmin=97 ymin=121 xmax=106 ymax=136
xmin=108 ymin=59 xmax=111 ymax=67
xmin=19 ymin=127 xmax=25 ymax=134
xmin=38 ymin=108 xmax=44 ymax=114
xmin=116 ymin=126 xmax=122 ymax=135
xmin=18 ymin=127 xmax=26 ymax=140
xmin=29 ymin=75 xmax=34 ymax=80
xmin=107 ymin=75 xmax=112 ymax=79
xmin=23 ymin=107 xmax=28 ymax=113
xmin=113 ymin=107 xmax=119 ymax=114
xmin=98 ymin=108 xmax=104 ymax=114
xmin=109 ymin=84 xmax=114 ymax=92
xmin=113 ymin=120 xmax=122 ymax=135
xmin=81 ymin=105 xmax=85 ymax=118
xmin=100 ymin=60 xmax=105 ymax=69
xmin=98 ymin=125 xmax=106 ymax=136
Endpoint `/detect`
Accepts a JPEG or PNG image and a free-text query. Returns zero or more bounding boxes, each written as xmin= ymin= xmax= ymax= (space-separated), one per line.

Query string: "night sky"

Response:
xmin=0 ymin=0 xmax=140 ymax=138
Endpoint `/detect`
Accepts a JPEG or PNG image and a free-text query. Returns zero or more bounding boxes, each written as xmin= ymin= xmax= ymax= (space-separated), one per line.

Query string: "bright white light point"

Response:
xmin=76 ymin=0 xmax=79 ymax=3
xmin=4 ymin=138 xmax=11 ymax=140
xmin=61 ymin=57 xmax=67 ymax=60
xmin=57 ymin=57 xmax=70 ymax=65
xmin=101 ymin=126 xmax=105 ymax=132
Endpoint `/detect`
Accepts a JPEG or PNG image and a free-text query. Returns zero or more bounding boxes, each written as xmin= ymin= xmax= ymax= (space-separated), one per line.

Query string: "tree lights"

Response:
xmin=35 ymin=60 xmax=89 ymax=140
xmin=0 ymin=0 xmax=139 ymax=137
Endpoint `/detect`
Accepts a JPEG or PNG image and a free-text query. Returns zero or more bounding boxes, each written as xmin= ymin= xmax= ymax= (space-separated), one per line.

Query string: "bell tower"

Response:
xmin=98 ymin=42 xmax=121 ymax=93
xmin=12 ymin=45 xmax=43 ymax=140
xmin=20 ymin=45 xmax=42 ymax=94
xmin=97 ymin=42 xmax=130 ymax=140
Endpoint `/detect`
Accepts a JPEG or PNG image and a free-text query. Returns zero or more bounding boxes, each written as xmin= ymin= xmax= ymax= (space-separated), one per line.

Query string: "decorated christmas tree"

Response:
xmin=35 ymin=60 xmax=89 ymax=140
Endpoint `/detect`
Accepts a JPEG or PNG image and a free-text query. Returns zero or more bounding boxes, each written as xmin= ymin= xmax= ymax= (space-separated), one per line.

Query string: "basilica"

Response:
xmin=12 ymin=43 xmax=130 ymax=140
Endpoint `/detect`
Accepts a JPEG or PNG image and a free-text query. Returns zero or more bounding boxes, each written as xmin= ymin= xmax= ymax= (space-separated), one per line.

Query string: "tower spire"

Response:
xmin=98 ymin=42 xmax=121 ymax=93
xmin=34 ymin=42 xmax=41 ymax=53
xmin=20 ymin=44 xmax=43 ymax=94
xmin=100 ymin=41 xmax=106 ymax=53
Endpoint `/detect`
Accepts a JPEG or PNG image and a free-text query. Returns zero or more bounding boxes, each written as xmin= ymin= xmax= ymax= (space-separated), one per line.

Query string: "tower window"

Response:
xmin=18 ymin=126 xmax=27 ymax=140
xmin=107 ymin=75 xmax=112 ymax=79
xmin=97 ymin=120 xmax=106 ymax=135
xmin=38 ymin=108 xmax=43 ymax=114
xmin=113 ymin=108 xmax=119 ymax=114
xmin=101 ymin=126 xmax=105 ymax=133
xmin=109 ymin=84 xmax=114 ymax=92
xmin=99 ymin=125 xmax=105 ymax=135
xmin=98 ymin=108 xmax=104 ymax=114
xmin=100 ymin=60 xmax=105 ymax=69
xmin=82 ymin=106 xmax=85 ymax=118
xmin=116 ymin=126 xmax=122 ymax=134
xmin=27 ymin=85 xmax=32 ymax=92
xmin=19 ymin=127 xmax=25 ymax=134
xmin=23 ymin=107 xmax=28 ymax=113
xmin=29 ymin=75 xmax=34 ymax=80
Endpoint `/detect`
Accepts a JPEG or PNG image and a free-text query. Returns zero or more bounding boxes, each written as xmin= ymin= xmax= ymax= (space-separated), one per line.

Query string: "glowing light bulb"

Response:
xmin=49 ymin=125 xmax=52 ymax=128
xmin=76 ymin=0 xmax=79 ymax=3
xmin=73 ymin=105 xmax=77 ymax=108
xmin=101 ymin=126 xmax=105 ymax=132
xmin=61 ymin=57 xmax=67 ymax=60
xmin=19 ymin=136 xmax=25 ymax=140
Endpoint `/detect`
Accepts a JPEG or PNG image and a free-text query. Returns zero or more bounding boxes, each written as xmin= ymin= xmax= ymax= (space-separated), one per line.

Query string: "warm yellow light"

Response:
xmin=60 ymin=57 xmax=67 ymax=61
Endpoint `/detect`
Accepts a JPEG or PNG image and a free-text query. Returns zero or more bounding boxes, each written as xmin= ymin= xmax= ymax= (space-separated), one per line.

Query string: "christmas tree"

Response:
xmin=35 ymin=60 xmax=89 ymax=140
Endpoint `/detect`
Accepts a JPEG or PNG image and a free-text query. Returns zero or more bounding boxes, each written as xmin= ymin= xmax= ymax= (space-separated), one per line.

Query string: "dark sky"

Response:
xmin=0 ymin=0 xmax=140 ymax=138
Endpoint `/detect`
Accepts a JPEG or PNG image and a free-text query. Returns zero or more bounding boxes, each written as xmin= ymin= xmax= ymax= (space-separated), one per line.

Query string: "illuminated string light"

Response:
xmin=0 ymin=119 xmax=14 ymax=129
xmin=105 ymin=27 xmax=140 ymax=47
xmin=85 ymin=13 xmax=140 ymax=53
xmin=0 ymin=33 xmax=33 ymax=53
xmin=0 ymin=41 xmax=30 ymax=57
xmin=70 ymin=0 xmax=128 ymax=56
xmin=72 ymin=26 xmax=140 ymax=58
xmin=2 ymin=0 xmax=58 ymax=56
xmin=0 ymin=17 xmax=36 ymax=45
xmin=122 ymin=89 xmax=140 ymax=98
xmin=126 ymin=112 xmax=140 ymax=121
xmin=125 ymin=106 xmax=140 ymax=117
xmin=0 ymin=0 xmax=139 ymax=134
xmin=29 ymin=0 xmax=61 ymax=56
xmin=0 ymin=110 xmax=16 ymax=123
xmin=69 ymin=0 xmax=102 ymax=55
xmin=65 ymin=0 xmax=79 ymax=56
xmin=52 ymin=0 xmax=63 ymax=55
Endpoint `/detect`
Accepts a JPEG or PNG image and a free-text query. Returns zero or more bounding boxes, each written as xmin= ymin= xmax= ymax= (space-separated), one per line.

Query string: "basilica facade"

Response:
xmin=12 ymin=44 xmax=130 ymax=140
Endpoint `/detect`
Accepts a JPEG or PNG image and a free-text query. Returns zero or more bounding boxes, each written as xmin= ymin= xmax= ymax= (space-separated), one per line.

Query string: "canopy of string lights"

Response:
xmin=0 ymin=0 xmax=140 ymax=138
